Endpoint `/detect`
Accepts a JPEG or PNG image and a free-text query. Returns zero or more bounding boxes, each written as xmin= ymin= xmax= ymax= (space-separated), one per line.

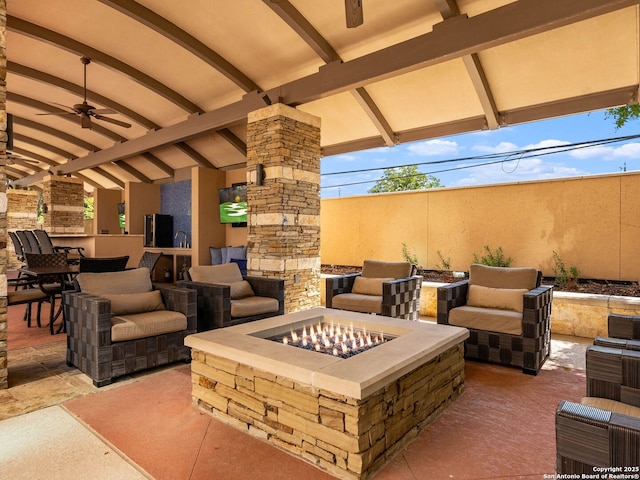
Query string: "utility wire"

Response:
xmin=321 ymin=132 xmax=640 ymax=190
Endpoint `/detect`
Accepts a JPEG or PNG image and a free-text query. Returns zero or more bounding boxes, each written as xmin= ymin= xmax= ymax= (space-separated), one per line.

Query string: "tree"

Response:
xmin=605 ymin=104 xmax=640 ymax=129
xmin=368 ymin=165 xmax=443 ymax=193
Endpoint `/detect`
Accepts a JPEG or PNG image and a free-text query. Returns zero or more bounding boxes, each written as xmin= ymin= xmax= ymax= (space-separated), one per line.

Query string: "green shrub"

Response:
xmin=401 ymin=243 xmax=419 ymax=266
xmin=552 ymin=251 xmax=580 ymax=288
xmin=436 ymin=250 xmax=451 ymax=271
xmin=472 ymin=245 xmax=512 ymax=267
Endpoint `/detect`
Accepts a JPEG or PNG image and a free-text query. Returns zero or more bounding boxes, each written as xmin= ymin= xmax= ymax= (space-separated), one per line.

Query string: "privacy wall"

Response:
xmin=321 ymin=172 xmax=640 ymax=281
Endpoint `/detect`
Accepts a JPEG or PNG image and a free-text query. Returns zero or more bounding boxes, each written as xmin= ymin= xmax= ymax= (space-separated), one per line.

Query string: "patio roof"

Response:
xmin=7 ymin=0 xmax=640 ymax=190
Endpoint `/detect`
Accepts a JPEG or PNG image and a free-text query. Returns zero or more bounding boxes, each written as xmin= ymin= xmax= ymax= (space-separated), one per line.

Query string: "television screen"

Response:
xmin=219 ymin=183 xmax=247 ymax=224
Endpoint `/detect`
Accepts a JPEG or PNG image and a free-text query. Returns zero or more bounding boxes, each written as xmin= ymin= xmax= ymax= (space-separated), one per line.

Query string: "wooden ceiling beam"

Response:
xmin=8 ymin=61 xmax=158 ymax=130
xmin=8 ymin=92 xmax=127 ymax=142
xmin=12 ymin=116 xmax=175 ymax=180
xmin=173 ymin=142 xmax=215 ymax=169
xmin=7 ymin=15 xmax=202 ymax=113
xmin=99 ymin=0 xmax=259 ymax=93
xmin=434 ymin=0 xmax=499 ymax=129
xmin=266 ymin=0 xmax=395 ymax=146
xmin=15 ymin=0 xmax=635 ymax=185
xmin=141 ymin=152 xmax=175 ymax=178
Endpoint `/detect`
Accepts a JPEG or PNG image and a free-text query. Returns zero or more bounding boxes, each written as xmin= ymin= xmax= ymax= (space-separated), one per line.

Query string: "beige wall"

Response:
xmin=125 ymin=182 xmax=161 ymax=235
xmin=191 ymin=167 xmax=226 ymax=265
xmin=321 ymin=172 xmax=640 ymax=281
xmin=93 ymin=188 xmax=123 ymax=234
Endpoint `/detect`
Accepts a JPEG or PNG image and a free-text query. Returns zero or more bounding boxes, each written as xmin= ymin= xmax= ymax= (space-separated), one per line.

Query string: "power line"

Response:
xmin=321 ymin=132 xmax=640 ymax=190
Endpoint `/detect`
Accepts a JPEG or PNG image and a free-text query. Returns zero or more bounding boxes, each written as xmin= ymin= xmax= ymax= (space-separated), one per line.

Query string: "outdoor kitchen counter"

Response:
xmin=49 ymin=234 xmax=144 ymax=269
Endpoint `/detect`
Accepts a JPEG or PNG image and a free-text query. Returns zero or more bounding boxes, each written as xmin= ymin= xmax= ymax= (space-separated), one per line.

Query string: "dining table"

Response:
xmin=19 ymin=264 xmax=79 ymax=335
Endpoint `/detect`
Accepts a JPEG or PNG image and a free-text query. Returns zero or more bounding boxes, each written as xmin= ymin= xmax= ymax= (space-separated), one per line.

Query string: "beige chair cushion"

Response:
xmin=189 ymin=263 xmax=243 ymax=284
xmin=351 ymin=277 xmax=394 ymax=296
xmin=228 ymin=280 xmax=255 ymax=299
xmin=467 ymin=285 xmax=528 ymax=313
xmin=231 ymin=296 xmax=280 ymax=318
xmin=111 ymin=310 xmax=187 ymax=342
xmin=449 ymin=306 xmax=523 ymax=335
xmin=581 ymin=397 xmax=640 ymax=418
xmin=469 ymin=264 xmax=538 ymax=290
xmin=102 ymin=290 xmax=166 ymax=316
xmin=8 ymin=288 xmax=48 ymax=304
xmin=361 ymin=260 xmax=412 ymax=279
xmin=331 ymin=293 xmax=382 ymax=315
xmin=77 ymin=268 xmax=152 ymax=295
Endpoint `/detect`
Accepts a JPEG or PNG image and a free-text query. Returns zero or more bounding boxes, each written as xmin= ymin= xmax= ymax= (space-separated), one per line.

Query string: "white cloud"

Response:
xmin=407 ymin=139 xmax=459 ymax=156
xmin=473 ymin=139 xmax=570 ymax=155
xmin=453 ymin=157 xmax=585 ymax=187
xmin=334 ymin=154 xmax=358 ymax=162
xmin=522 ymin=139 xmax=570 ymax=150
xmin=569 ymin=142 xmax=640 ymax=161
xmin=569 ymin=145 xmax=613 ymax=159
xmin=473 ymin=142 xmax=518 ymax=154
xmin=611 ymin=142 xmax=640 ymax=158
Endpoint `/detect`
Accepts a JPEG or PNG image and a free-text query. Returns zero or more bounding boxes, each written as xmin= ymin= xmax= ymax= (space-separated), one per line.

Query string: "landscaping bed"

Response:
xmin=321 ymin=265 xmax=640 ymax=297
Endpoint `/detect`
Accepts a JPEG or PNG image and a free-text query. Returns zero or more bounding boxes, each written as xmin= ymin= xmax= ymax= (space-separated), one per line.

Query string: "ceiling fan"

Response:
xmin=37 ymin=56 xmax=131 ymax=129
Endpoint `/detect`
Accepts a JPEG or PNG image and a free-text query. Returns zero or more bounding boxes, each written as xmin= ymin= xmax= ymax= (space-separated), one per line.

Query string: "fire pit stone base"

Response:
xmin=191 ymin=342 xmax=465 ymax=480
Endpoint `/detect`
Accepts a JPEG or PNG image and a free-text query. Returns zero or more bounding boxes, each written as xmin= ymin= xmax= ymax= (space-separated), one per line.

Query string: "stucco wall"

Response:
xmin=321 ymin=172 xmax=640 ymax=281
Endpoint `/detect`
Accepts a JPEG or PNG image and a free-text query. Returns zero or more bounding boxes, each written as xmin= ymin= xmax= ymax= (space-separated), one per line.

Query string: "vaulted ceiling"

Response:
xmin=6 ymin=0 xmax=639 ymax=192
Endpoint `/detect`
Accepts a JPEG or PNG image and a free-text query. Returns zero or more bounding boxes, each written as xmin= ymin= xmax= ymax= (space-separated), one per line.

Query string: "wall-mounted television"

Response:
xmin=219 ymin=182 xmax=247 ymax=226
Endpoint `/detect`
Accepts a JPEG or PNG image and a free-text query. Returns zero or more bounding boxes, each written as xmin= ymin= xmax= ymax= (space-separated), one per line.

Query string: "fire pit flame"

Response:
xmin=276 ymin=321 xmax=393 ymax=358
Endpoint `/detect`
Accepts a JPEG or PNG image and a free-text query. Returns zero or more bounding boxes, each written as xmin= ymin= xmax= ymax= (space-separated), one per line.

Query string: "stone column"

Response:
xmin=42 ymin=175 xmax=84 ymax=234
xmin=0 ymin=0 xmax=8 ymax=390
xmin=246 ymin=104 xmax=321 ymax=313
xmin=6 ymin=190 xmax=39 ymax=269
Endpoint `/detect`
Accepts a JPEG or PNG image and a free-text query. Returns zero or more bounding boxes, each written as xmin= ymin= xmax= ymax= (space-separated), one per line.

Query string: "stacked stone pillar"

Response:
xmin=42 ymin=175 xmax=84 ymax=234
xmin=246 ymin=104 xmax=321 ymax=313
xmin=6 ymin=190 xmax=39 ymax=269
xmin=0 ymin=0 xmax=8 ymax=390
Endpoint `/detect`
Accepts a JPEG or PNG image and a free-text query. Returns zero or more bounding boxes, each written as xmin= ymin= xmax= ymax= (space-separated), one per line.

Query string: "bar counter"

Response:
xmin=49 ymin=234 xmax=144 ymax=269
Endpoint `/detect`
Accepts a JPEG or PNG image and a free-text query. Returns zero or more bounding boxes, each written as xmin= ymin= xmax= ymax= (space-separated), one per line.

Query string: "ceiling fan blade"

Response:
xmin=345 ymin=0 xmax=363 ymax=28
xmin=93 ymin=114 xmax=132 ymax=128
xmin=90 ymin=108 xmax=118 ymax=115
xmin=81 ymin=114 xmax=92 ymax=129
xmin=36 ymin=112 xmax=76 ymax=116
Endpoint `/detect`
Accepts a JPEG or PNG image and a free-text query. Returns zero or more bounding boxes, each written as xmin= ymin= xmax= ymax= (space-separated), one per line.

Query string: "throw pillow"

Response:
xmin=230 ymin=258 xmax=247 ymax=275
xmin=77 ymin=268 xmax=153 ymax=295
xmin=227 ymin=280 xmax=255 ymax=299
xmin=351 ymin=277 xmax=394 ymax=296
xmin=222 ymin=245 xmax=246 ymax=264
xmin=102 ymin=290 xmax=166 ymax=316
xmin=467 ymin=284 xmax=528 ymax=312
xmin=210 ymin=247 xmax=223 ymax=265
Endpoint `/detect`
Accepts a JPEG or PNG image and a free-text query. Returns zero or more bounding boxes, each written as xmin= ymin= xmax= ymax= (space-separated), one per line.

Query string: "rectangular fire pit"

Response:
xmin=185 ymin=307 xmax=469 ymax=480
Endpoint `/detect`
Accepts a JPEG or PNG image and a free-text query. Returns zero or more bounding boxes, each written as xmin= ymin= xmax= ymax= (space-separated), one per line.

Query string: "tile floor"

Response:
xmin=0 ymin=303 xmax=592 ymax=480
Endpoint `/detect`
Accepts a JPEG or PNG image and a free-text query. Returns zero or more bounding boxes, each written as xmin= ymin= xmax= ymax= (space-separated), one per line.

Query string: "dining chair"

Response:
xmin=138 ymin=251 xmax=162 ymax=277
xmin=33 ymin=229 xmax=84 ymax=263
xmin=79 ymin=255 xmax=130 ymax=273
xmin=24 ymin=252 xmax=73 ymax=334
xmin=17 ymin=230 xmax=40 ymax=254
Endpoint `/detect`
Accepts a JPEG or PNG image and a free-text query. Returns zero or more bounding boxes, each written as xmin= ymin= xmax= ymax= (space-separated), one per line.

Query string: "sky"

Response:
xmin=320 ymin=109 xmax=640 ymax=198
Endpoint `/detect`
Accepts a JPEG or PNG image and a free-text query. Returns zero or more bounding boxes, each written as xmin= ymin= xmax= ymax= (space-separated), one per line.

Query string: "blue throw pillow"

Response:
xmin=230 ymin=258 xmax=247 ymax=275
xmin=223 ymin=246 xmax=246 ymax=264
xmin=210 ymin=247 xmax=223 ymax=265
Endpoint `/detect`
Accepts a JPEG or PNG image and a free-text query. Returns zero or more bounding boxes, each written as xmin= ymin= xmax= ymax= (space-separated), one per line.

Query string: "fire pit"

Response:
xmin=268 ymin=320 xmax=393 ymax=358
xmin=185 ymin=308 xmax=469 ymax=480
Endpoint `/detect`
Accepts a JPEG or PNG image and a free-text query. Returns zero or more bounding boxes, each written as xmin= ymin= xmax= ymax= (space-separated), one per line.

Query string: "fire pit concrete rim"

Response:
xmin=185 ymin=307 xmax=469 ymax=399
